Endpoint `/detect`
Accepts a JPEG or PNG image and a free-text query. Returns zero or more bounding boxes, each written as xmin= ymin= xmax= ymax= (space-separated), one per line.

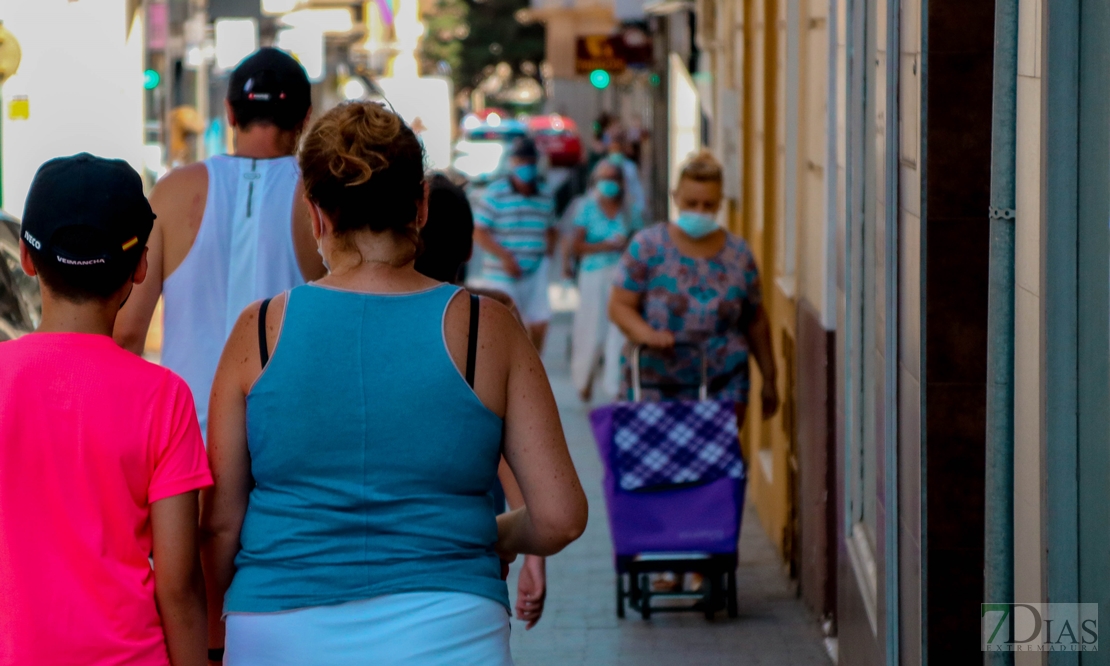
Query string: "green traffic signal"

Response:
xmin=143 ymin=69 xmax=160 ymax=90
xmin=589 ymin=69 xmax=610 ymax=90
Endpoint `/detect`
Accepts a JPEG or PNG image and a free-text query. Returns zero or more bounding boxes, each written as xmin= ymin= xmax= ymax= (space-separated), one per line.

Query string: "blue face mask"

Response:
xmin=607 ymin=153 xmax=625 ymax=166
xmin=513 ymin=164 xmax=538 ymax=184
xmin=597 ymin=179 xmax=622 ymax=199
xmin=674 ymin=211 xmax=719 ymax=239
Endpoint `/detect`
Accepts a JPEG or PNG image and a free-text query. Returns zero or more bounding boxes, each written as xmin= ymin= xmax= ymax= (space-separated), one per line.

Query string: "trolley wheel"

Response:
xmin=616 ymin=574 xmax=626 ymax=619
xmin=727 ymin=571 xmax=738 ymax=618
xmin=639 ymin=574 xmax=652 ymax=620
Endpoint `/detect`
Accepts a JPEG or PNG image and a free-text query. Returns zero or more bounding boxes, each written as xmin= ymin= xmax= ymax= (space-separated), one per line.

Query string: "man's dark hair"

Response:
xmin=229 ymin=98 xmax=308 ymax=132
xmin=415 ymin=173 xmax=474 ymax=283
xmin=28 ymin=226 xmax=146 ymax=302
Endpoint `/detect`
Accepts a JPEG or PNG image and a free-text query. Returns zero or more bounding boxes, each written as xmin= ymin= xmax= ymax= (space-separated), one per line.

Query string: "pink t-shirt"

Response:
xmin=0 ymin=333 xmax=212 ymax=665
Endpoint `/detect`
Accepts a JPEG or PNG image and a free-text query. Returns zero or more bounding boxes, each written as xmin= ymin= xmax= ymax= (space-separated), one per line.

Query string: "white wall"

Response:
xmin=0 ymin=0 xmax=145 ymax=218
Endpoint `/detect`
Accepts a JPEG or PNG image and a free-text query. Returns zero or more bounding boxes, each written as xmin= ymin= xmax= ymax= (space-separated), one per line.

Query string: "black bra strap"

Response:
xmin=466 ymin=293 xmax=479 ymax=388
xmin=258 ymin=297 xmax=273 ymax=370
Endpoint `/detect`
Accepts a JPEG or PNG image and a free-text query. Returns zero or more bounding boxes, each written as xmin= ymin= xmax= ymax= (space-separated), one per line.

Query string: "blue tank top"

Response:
xmin=225 ymin=283 xmax=509 ymax=613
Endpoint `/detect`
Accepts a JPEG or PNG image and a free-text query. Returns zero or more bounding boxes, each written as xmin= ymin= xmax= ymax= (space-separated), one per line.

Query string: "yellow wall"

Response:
xmin=706 ymin=0 xmax=831 ymax=565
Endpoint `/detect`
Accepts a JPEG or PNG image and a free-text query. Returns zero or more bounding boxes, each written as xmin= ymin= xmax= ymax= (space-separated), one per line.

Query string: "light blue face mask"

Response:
xmin=513 ymin=164 xmax=538 ymax=184
xmin=607 ymin=153 xmax=626 ymax=166
xmin=674 ymin=211 xmax=719 ymax=239
xmin=597 ymin=179 xmax=622 ymax=199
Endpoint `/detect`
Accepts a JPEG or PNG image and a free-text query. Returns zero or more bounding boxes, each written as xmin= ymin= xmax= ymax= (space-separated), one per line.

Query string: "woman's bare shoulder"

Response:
xmin=222 ymin=292 xmax=289 ymax=391
xmin=468 ymin=287 xmax=524 ymax=327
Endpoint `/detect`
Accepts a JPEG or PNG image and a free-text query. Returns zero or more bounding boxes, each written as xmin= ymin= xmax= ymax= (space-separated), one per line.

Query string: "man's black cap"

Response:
xmin=510 ymin=136 xmax=539 ymax=160
xmin=21 ymin=154 xmax=155 ymax=268
xmin=227 ymin=47 xmax=311 ymax=112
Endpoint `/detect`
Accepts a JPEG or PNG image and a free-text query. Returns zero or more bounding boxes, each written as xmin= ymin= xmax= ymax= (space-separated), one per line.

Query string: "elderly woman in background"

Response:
xmin=608 ymin=150 xmax=778 ymax=425
xmin=569 ymin=159 xmax=643 ymax=402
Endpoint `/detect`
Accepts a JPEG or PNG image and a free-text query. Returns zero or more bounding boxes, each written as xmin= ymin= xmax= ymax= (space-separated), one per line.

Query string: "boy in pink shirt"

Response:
xmin=0 ymin=154 xmax=212 ymax=665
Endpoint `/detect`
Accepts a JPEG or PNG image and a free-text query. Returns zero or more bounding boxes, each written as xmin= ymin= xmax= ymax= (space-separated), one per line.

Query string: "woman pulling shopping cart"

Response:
xmin=609 ymin=149 xmax=778 ymax=421
xmin=597 ymin=149 xmax=779 ymax=618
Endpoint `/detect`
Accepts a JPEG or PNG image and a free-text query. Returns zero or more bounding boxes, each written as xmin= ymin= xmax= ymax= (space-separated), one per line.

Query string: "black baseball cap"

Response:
xmin=227 ymin=47 xmax=311 ymax=112
xmin=21 ymin=153 xmax=155 ymax=269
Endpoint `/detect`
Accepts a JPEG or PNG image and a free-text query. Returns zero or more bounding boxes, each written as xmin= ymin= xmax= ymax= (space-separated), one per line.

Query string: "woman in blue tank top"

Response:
xmin=200 ymin=102 xmax=588 ymax=666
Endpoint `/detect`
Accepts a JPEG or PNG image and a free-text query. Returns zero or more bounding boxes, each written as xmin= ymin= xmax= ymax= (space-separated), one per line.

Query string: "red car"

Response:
xmin=528 ymin=114 xmax=583 ymax=167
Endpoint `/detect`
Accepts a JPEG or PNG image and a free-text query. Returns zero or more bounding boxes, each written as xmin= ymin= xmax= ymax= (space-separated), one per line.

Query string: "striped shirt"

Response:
xmin=474 ymin=178 xmax=555 ymax=282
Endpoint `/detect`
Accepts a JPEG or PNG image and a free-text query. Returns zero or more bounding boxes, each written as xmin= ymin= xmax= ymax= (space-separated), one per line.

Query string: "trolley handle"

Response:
xmin=630 ymin=342 xmax=709 ymax=402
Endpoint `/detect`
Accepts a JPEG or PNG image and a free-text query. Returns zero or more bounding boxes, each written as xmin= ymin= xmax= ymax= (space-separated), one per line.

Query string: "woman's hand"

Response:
xmin=610 ymin=286 xmax=674 ymax=352
xmin=639 ymin=329 xmax=675 ymax=350
xmin=515 ymin=555 xmax=547 ymax=629
xmin=502 ymin=254 xmax=524 ymax=279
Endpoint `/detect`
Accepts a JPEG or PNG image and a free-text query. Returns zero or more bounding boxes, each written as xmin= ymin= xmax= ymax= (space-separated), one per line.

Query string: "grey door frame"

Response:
xmin=1075 ymin=1 xmax=1110 ymax=664
xmin=1042 ymin=0 xmax=1110 ymax=663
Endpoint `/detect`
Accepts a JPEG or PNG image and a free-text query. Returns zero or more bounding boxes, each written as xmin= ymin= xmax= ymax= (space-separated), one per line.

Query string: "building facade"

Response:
xmin=692 ymin=0 xmax=1110 ymax=662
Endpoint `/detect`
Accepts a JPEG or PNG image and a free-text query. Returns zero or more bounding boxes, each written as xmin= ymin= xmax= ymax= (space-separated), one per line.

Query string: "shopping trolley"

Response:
xmin=590 ymin=343 xmax=746 ymax=620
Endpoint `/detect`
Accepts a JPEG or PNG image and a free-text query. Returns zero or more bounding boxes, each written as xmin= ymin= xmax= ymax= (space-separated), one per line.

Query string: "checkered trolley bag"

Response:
xmin=590 ymin=343 xmax=746 ymax=620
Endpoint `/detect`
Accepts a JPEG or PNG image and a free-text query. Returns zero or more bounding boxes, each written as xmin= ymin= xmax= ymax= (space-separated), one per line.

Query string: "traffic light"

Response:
xmin=143 ymin=69 xmax=161 ymax=90
xmin=589 ymin=69 xmax=610 ymax=90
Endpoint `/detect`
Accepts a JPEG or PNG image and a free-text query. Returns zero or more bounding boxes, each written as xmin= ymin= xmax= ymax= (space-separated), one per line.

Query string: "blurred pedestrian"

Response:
xmin=114 ymin=48 xmax=324 ymax=440
xmin=586 ymin=112 xmax=613 ymax=174
xmin=2 ymin=155 xmax=210 ymax=665
xmin=201 ymin=102 xmax=587 ymax=665
xmin=625 ymin=116 xmax=646 ymax=166
xmin=609 ymin=149 xmax=779 ymax=424
xmin=417 ymin=172 xmax=548 ymax=629
xmin=569 ymin=159 xmax=643 ymax=402
xmin=603 ymin=129 xmax=646 ymax=212
xmin=170 ymin=105 xmax=205 ymax=168
xmin=473 ymin=137 xmax=558 ymax=351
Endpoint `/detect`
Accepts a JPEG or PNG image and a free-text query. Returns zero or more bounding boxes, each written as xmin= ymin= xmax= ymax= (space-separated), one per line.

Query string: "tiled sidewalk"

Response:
xmin=506 ymin=316 xmax=831 ymax=665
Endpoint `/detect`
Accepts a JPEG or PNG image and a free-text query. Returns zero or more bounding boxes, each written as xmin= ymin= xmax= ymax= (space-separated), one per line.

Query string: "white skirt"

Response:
xmin=224 ymin=592 xmax=513 ymax=666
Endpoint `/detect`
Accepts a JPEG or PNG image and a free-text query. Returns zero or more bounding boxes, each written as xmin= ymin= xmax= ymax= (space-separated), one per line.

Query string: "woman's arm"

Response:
xmin=746 ymin=305 xmax=779 ymax=418
xmin=152 ymin=491 xmax=207 ymax=666
xmin=199 ymin=303 xmax=264 ymax=660
xmin=608 ymin=286 xmax=674 ymax=349
xmin=496 ymin=459 xmax=548 ymax=629
xmin=571 ymin=227 xmax=624 ymax=256
xmin=493 ymin=307 xmax=588 ymax=557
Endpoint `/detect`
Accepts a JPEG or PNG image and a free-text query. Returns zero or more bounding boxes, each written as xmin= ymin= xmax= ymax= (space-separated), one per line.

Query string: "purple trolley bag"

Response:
xmin=590 ymin=343 xmax=745 ymax=620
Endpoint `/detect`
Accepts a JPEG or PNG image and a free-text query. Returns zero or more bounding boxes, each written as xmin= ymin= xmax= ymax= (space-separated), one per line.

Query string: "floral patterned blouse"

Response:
xmin=613 ymin=223 xmax=763 ymax=404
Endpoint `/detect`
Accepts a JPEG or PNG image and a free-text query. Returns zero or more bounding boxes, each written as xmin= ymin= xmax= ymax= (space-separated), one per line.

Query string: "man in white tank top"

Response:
xmin=115 ymin=49 xmax=325 ymax=437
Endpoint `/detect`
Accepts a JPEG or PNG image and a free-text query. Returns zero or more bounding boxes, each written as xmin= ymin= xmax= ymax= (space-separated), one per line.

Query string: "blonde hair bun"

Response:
xmin=679 ymin=149 xmax=724 ymax=184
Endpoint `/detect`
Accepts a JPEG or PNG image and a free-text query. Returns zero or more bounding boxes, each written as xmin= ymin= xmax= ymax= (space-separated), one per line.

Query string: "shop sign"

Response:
xmin=575 ymin=30 xmax=654 ymax=75
xmin=576 ymin=35 xmax=626 ymax=74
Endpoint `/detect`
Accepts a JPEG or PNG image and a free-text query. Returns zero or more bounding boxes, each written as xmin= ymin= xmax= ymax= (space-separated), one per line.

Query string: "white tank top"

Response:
xmin=161 ymin=155 xmax=305 ymax=437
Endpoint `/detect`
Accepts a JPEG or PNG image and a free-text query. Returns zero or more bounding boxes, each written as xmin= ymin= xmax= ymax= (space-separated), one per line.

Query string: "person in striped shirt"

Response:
xmin=473 ymin=137 xmax=558 ymax=350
